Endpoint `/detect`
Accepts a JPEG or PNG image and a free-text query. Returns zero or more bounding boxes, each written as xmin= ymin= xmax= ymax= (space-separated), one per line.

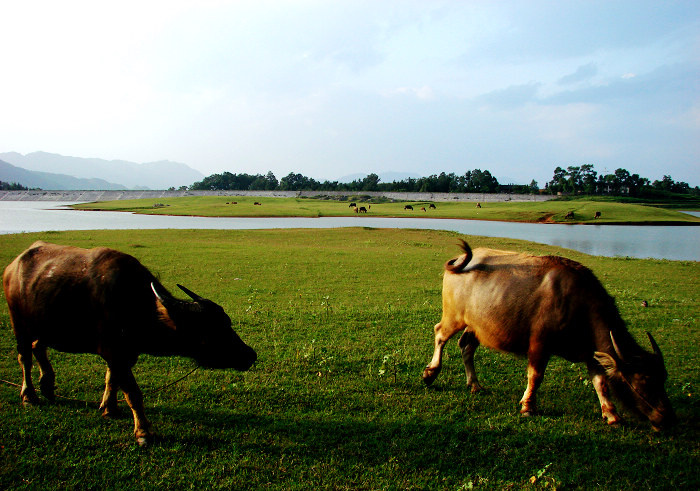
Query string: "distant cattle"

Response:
xmin=349 ymin=202 xmax=356 ymax=208
xmin=359 ymin=206 xmax=367 ymax=213
xmin=404 ymin=205 xmax=414 ymax=210
xmin=254 ymin=202 xmax=262 ymax=205
xmin=421 ymin=207 xmax=426 ymax=212
xmin=565 ymin=211 xmax=575 ymax=219
xmin=594 ymin=211 xmax=601 ymax=219
xmin=476 ymin=203 xmax=481 ymax=208
xmin=423 ymin=240 xmax=675 ymax=431
xmin=3 ymin=242 xmax=257 ymax=445
xmin=429 ymin=204 xmax=436 ymax=209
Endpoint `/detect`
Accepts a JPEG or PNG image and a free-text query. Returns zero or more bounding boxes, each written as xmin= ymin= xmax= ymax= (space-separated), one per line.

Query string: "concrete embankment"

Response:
xmin=0 ymin=189 xmax=550 ymax=203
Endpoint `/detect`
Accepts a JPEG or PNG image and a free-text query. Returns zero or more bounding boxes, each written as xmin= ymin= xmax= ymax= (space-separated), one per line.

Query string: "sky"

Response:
xmin=1 ymin=0 xmax=698 ymax=186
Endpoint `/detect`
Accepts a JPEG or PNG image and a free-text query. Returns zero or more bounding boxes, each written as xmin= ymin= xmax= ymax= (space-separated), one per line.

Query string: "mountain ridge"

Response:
xmin=0 ymin=151 xmax=204 ymax=190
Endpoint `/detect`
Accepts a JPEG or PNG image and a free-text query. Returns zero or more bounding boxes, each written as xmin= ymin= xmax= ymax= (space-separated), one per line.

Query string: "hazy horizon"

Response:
xmin=2 ymin=1 xmax=698 ymax=187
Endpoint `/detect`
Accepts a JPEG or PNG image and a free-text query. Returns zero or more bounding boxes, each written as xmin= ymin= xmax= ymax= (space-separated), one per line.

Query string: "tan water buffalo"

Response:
xmin=3 ymin=241 xmax=257 ymax=445
xmin=423 ymin=240 xmax=675 ymax=430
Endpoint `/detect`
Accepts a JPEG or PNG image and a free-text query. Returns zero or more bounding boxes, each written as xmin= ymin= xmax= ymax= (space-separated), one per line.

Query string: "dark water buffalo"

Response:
xmin=3 ymin=241 xmax=257 ymax=445
xmin=423 ymin=240 xmax=675 ymax=430
xmin=404 ymin=205 xmax=414 ymax=210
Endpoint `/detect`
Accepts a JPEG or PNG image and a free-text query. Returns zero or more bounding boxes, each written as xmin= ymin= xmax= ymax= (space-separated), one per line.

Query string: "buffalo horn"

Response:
xmin=647 ymin=332 xmax=664 ymax=361
xmin=610 ymin=331 xmax=624 ymax=361
xmin=177 ymin=284 xmax=205 ymax=302
xmin=151 ymin=282 xmax=172 ymax=306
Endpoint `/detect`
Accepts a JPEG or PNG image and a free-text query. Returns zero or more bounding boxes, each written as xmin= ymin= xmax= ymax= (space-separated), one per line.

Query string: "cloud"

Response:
xmin=386 ymin=86 xmax=435 ymax=100
xmin=477 ymin=83 xmax=542 ymax=108
xmin=558 ymin=63 xmax=598 ymax=85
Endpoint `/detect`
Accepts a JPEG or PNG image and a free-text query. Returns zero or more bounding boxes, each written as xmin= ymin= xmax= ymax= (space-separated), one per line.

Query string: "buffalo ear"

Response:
xmin=594 ymin=352 xmax=619 ymax=377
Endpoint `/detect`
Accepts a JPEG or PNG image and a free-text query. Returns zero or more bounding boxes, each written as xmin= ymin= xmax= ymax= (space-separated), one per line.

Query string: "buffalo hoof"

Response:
xmin=468 ymin=382 xmax=484 ymax=394
xmin=422 ymin=367 xmax=440 ymax=386
xmin=100 ymin=405 xmax=122 ymax=419
xmin=21 ymin=392 xmax=40 ymax=406
xmin=39 ymin=382 xmax=55 ymax=402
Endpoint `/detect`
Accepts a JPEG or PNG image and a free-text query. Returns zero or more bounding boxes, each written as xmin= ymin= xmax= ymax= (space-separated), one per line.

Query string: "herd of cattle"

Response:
xmin=3 ymin=239 xmax=675 ymax=444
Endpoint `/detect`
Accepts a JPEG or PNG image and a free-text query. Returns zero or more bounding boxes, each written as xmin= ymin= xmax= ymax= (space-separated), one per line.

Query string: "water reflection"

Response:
xmin=0 ymin=201 xmax=697 ymax=261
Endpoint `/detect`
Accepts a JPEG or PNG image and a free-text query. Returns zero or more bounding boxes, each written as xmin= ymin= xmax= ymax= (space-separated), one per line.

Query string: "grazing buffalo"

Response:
xmin=429 ymin=204 xmax=436 ymax=209
xmin=349 ymin=202 xmax=356 ymax=208
xmin=565 ymin=211 xmax=575 ymax=219
xmin=358 ymin=206 xmax=368 ymax=213
xmin=423 ymin=240 xmax=675 ymax=430
xmin=476 ymin=203 xmax=481 ymax=208
xmin=594 ymin=211 xmax=602 ymax=219
xmin=3 ymin=241 xmax=257 ymax=445
xmin=404 ymin=205 xmax=414 ymax=210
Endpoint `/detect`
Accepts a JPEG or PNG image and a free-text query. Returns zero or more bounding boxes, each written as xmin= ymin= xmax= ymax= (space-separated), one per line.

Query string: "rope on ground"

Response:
xmin=0 ymin=366 xmax=199 ymax=405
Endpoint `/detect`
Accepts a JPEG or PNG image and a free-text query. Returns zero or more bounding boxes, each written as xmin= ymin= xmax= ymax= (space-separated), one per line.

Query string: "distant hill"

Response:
xmin=0 ymin=159 xmax=127 ymax=190
xmin=0 ymin=151 xmax=205 ymax=190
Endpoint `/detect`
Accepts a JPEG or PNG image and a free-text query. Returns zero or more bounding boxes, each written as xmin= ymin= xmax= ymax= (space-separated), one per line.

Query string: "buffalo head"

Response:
xmin=152 ymin=283 xmax=257 ymax=371
xmin=595 ymin=332 xmax=676 ymax=431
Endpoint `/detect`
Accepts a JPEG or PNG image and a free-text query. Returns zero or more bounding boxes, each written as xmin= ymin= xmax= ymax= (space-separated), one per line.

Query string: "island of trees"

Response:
xmin=190 ymin=164 xmax=698 ymax=198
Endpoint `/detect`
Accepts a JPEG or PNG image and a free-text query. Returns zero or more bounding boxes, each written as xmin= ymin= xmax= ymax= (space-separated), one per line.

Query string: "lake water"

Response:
xmin=0 ymin=201 xmax=698 ymax=261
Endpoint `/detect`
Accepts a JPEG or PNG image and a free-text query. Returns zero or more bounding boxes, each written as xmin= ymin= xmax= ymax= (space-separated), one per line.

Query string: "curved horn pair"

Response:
xmin=610 ymin=331 xmax=664 ymax=362
xmin=151 ymin=282 xmax=205 ymax=303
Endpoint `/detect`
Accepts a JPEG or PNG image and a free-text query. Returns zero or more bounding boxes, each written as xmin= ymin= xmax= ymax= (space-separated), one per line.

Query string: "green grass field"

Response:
xmin=0 ymin=229 xmax=698 ymax=489
xmin=72 ymin=195 xmax=700 ymax=224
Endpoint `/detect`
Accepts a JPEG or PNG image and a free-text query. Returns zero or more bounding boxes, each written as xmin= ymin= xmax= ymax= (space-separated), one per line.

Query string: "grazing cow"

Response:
xmin=254 ymin=202 xmax=262 ymax=206
xmin=358 ymin=206 xmax=367 ymax=213
xmin=349 ymin=202 xmax=356 ymax=208
xmin=423 ymin=240 xmax=675 ymax=430
xmin=565 ymin=211 xmax=575 ymax=219
xmin=3 ymin=241 xmax=257 ymax=445
xmin=476 ymin=203 xmax=481 ymax=208
xmin=404 ymin=205 xmax=414 ymax=210
xmin=594 ymin=211 xmax=601 ymax=219
xmin=429 ymin=204 xmax=436 ymax=209
xmin=421 ymin=207 xmax=426 ymax=212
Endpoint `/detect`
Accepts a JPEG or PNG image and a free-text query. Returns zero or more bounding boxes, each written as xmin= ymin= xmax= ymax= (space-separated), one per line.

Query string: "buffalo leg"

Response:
xmin=99 ymin=368 xmax=121 ymax=418
xmin=423 ymin=319 xmax=464 ymax=385
xmin=32 ymin=342 xmax=55 ymax=401
xmin=458 ymin=330 xmax=482 ymax=393
xmin=17 ymin=347 xmax=39 ymax=404
xmin=586 ymin=360 xmax=621 ymax=425
xmin=108 ymin=364 xmax=152 ymax=445
xmin=520 ymin=350 xmax=550 ymax=416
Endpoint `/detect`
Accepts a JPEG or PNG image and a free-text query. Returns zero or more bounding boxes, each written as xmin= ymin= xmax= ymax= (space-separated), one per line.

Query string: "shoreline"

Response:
xmin=71 ymin=207 xmax=700 ymax=226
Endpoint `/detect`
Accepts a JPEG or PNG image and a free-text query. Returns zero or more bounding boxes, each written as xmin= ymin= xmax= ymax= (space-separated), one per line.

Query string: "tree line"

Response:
xmin=545 ymin=164 xmax=697 ymax=197
xmin=190 ymin=165 xmax=698 ymax=197
xmin=0 ymin=181 xmax=29 ymax=191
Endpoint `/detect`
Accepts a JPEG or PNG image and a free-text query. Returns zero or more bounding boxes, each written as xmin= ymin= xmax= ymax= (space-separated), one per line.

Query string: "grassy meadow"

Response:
xmin=72 ymin=195 xmax=700 ymax=225
xmin=0 ymin=228 xmax=698 ymax=489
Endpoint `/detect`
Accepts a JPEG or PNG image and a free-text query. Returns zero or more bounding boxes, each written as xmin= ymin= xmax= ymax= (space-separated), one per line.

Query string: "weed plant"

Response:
xmin=0 ymin=228 xmax=697 ymax=489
